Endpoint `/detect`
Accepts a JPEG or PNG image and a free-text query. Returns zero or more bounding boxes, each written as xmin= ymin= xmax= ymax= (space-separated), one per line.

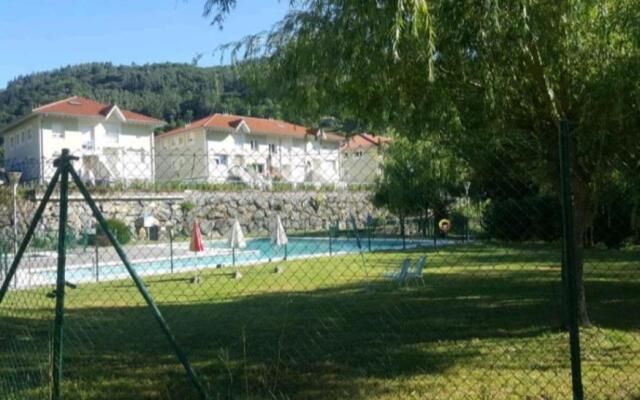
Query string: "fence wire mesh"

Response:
xmin=0 ymin=137 xmax=638 ymax=399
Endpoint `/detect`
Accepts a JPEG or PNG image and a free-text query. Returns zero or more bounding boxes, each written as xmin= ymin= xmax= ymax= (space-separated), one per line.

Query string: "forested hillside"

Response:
xmin=0 ymin=62 xmax=284 ymax=131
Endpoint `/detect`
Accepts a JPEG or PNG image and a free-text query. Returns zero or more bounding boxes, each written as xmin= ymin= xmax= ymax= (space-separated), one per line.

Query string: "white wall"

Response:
xmin=3 ymin=117 xmax=41 ymax=181
xmin=155 ymin=128 xmax=208 ymax=182
xmin=341 ymin=147 xmax=382 ymax=184
xmin=39 ymin=115 xmax=155 ymax=182
xmin=155 ymin=128 xmax=342 ymax=185
xmin=206 ymin=130 xmax=235 ymax=182
xmin=306 ymin=139 xmax=340 ymax=183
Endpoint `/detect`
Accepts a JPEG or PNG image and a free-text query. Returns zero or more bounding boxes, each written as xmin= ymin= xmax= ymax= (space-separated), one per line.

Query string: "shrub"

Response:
xmin=30 ymin=228 xmax=78 ymax=250
xmin=97 ymin=218 xmax=132 ymax=245
xmin=271 ymin=182 xmax=295 ymax=192
xmin=449 ymin=211 xmax=468 ymax=236
xmin=347 ymin=183 xmax=375 ymax=192
xmin=483 ymin=195 xmax=561 ymax=242
xmin=180 ymin=201 xmax=196 ymax=213
xmin=31 ymin=236 xmax=56 ymax=251
xmin=592 ymin=186 xmax=634 ymax=249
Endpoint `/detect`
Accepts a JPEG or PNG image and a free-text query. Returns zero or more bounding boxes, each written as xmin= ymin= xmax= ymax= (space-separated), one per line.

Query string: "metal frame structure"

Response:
xmin=559 ymin=120 xmax=585 ymax=400
xmin=0 ymin=149 xmax=209 ymax=400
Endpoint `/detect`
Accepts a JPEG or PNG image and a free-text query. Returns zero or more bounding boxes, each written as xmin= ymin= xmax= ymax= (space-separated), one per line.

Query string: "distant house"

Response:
xmin=155 ymin=114 xmax=343 ymax=185
xmin=340 ymin=133 xmax=391 ymax=184
xmin=0 ymin=96 xmax=164 ymax=183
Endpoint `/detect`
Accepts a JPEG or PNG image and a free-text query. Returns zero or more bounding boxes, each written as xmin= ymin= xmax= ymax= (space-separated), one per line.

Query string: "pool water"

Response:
xmin=21 ymin=237 xmax=446 ymax=288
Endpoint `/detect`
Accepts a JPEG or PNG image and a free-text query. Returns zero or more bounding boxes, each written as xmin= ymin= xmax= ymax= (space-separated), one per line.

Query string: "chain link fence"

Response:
xmin=0 ymin=132 xmax=638 ymax=399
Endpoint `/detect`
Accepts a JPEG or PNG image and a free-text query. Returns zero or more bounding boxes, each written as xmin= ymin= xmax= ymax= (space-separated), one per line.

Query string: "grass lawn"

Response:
xmin=0 ymin=242 xmax=639 ymax=399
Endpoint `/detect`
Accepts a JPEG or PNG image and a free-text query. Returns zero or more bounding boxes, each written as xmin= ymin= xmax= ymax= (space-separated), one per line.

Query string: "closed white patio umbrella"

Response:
xmin=271 ymin=215 xmax=288 ymax=260
xmin=228 ymin=218 xmax=246 ymax=269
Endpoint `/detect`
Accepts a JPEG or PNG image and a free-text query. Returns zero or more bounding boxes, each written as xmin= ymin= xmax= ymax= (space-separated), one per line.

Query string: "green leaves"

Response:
xmin=373 ymin=137 xmax=466 ymax=217
xmin=0 ymin=62 xmax=287 ymax=131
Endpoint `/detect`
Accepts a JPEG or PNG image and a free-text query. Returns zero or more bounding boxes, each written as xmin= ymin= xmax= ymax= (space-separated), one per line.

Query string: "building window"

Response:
xmin=268 ymin=143 xmax=278 ymax=154
xmin=188 ymin=133 xmax=195 ymax=143
xmin=250 ymin=140 xmax=259 ymax=151
xmin=52 ymin=123 xmax=64 ymax=139
xmin=9 ymin=135 xmax=14 ymax=148
xmin=20 ymin=131 xmax=25 ymax=144
xmin=355 ymin=151 xmax=364 ymax=158
xmin=250 ymin=163 xmax=264 ymax=174
xmin=214 ymin=154 xmax=228 ymax=166
xmin=27 ymin=128 xmax=33 ymax=141
xmin=178 ymin=137 xmax=185 ymax=146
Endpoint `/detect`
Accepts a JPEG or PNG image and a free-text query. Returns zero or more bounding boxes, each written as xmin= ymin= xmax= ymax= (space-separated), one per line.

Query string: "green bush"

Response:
xmin=347 ymin=183 xmax=375 ymax=192
xmin=271 ymin=182 xmax=295 ymax=192
xmin=592 ymin=185 xmax=634 ymax=249
xmin=30 ymin=228 xmax=78 ymax=250
xmin=449 ymin=211 xmax=468 ymax=236
xmin=483 ymin=195 xmax=561 ymax=242
xmin=180 ymin=201 xmax=196 ymax=213
xmin=96 ymin=218 xmax=132 ymax=245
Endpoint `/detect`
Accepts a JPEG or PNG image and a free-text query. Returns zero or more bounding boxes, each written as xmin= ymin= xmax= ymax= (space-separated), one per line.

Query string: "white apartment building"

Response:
xmin=1 ymin=96 xmax=164 ymax=183
xmin=340 ymin=133 xmax=391 ymax=184
xmin=155 ymin=114 xmax=342 ymax=185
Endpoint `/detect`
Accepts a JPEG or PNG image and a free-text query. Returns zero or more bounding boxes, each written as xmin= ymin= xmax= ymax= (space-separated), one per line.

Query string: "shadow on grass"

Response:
xmin=1 ymin=246 xmax=639 ymax=399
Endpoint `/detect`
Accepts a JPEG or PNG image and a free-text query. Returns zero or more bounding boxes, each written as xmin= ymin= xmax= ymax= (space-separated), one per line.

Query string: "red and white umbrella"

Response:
xmin=190 ymin=220 xmax=205 ymax=252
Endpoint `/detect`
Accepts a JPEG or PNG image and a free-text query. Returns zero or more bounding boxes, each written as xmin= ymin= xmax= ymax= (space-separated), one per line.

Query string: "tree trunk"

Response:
xmin=547 ymin=134 xmax=592 ymax=328
xmin=569 ymin=183 xmax=592 ymax=327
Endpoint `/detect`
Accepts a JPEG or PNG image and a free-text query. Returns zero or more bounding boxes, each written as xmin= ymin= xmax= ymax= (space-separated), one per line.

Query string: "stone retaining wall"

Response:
xmin=0 ymin=190 xmax=384 ymax=244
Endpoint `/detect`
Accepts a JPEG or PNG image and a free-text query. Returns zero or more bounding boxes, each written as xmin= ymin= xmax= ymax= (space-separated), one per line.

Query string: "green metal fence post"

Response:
xmin=401 ymin=217 xmax=406 ymax=250
xmin=367 ymin=216 xmax=372 ymax=252
xmin=68 ymin=167 xmax=209 ymax=400
xmin=329 ymin=223 xmax=333 ymax=256
xmin=0 ymin=168 xmax=61 ymax=304
xmin=95 ymin=236 xmax=99 ymax=283
xmin=169 ymin=226 xmax=174 ymax=274
xmin=464 ymin=217 xmax=469 ymax=242
xmin=51 ymin=149 xmax=74 ymax=400
xmin=433 ymin=216 xmax=437 ymax=247
xmin=0 ymin=243 xmax=5 ymax=282
xmin=559 ymin=120 xmax=584 ymax=400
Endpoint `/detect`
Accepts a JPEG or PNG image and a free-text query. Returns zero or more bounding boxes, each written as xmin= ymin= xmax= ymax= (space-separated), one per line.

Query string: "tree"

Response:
xmin=205 ymin=0 xmax=640 ymax=326
xmin=373 ymin=137 xmax=463 ymax=238
xmin=0 ymin=62 xmax=286 ymax=130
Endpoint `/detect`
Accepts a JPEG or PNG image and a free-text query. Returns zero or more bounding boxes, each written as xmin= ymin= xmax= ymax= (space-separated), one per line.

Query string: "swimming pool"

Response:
xmin=15 ymin=237 xmax=452 ymax=288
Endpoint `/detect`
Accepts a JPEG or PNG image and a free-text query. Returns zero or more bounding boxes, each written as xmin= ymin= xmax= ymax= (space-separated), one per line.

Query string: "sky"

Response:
xmin=0 ymin=0 xmax=290 ymax=88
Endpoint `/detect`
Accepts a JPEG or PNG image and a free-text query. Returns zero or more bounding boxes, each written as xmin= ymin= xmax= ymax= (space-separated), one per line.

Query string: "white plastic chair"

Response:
xmin=384 ymin=258 xmax=412 ymax=283
xmin=408 ymin=255 xmax=427 ymax=284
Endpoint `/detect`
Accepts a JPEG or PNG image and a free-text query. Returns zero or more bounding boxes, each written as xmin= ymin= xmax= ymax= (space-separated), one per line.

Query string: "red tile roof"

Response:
xmin=33 ymin=96 xmax=164 ymax=125
xmin=157 ymin=114 xmax=343 ymax=142
xmin=341 ymin=133 xmax=392 ymax=150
